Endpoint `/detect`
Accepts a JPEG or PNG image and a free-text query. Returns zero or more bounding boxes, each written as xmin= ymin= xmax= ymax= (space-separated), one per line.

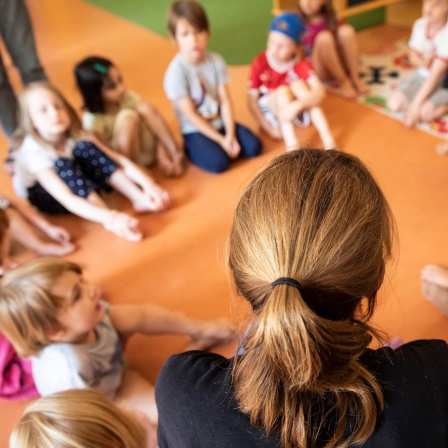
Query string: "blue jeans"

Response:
xmin=183 ymin=124 xmax=261 ymax=173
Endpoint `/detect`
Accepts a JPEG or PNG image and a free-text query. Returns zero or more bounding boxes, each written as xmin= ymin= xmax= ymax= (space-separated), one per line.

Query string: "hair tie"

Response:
xmin=93 ymin=63 xmax=108 ymax=74
xmin=271 ymin=277 xmax=303 ymax=292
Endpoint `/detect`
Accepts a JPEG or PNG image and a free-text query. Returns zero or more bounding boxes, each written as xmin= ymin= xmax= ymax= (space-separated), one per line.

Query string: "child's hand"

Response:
xmin=404 ymin=103 xmax=420 ymax=128
xmin=45 ymin=224 xmax=71 ymax=244
xmin=141 ymin=182 xmax=171 ymax=212
xmin=184 ymin=318 xmax=235 ymax=351
xmin=221 ymin=135 xmax=240 ymax=159
xmin=104 ymin=211 xmax=143 ymax=242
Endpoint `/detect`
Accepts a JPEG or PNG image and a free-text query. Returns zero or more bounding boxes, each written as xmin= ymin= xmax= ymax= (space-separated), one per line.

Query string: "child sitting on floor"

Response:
xmin=12 ymin=82 xmax=171 ymax=242
xmin=387 ymin=0 xmax=448 ymax=128
xmin=164 ymin=0 xmax=261 ymax=173
xmin=0 ymin=194 xmax=74 ymax=274
xmin=75 ymin=56 xmax=185 ymax=178
xmin=298 ymin=0 xmax=368 ymax=99
xmin=10 ymin=389 xmax=154 ymax=448
xmin=248 ymin=12 xmax=335 ymax=150
xmin=0 ymin=257 xmax=234 ymax=434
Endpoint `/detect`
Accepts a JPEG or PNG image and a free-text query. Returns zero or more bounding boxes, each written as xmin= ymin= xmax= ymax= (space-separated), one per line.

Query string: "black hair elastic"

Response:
xmin=271 ymin=277 xmax=303 ymax=292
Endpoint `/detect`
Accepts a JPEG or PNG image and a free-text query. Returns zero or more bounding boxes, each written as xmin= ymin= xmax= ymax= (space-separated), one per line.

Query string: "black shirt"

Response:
xmin=156 ymin=340 xmax=448 ymax=447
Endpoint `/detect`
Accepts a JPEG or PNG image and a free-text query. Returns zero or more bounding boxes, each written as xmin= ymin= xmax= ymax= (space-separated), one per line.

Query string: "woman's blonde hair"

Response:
xmin=12 ymin=81 xmax=83 ymax=150
xmin=229 ymin=149 xmax=395 ymax=448
xmin=0 ymin=257 xmax=82 ymax=357
xmin=10 ymin=389 xmax=147 ymax=448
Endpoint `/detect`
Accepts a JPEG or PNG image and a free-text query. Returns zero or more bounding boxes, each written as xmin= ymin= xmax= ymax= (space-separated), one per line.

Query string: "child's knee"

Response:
xmin=337 ymin=24 xmax=355 ymax=41
xmin=274 ymin=85 xmax=294 ymax=105
xmin=137 ymin=101 xmax=159 ymax=119
xmin=314 ymin=30 xmax=336 ymax=48
xmin=290 ymin=79 xmax=309 ymax=98
xmin=387 ymin=91 xmax=407 ymax=112
xmin=419 ymin=101 xmax=436 ymax=122
xmin=114 ymin=111 xmax=139 ymax=138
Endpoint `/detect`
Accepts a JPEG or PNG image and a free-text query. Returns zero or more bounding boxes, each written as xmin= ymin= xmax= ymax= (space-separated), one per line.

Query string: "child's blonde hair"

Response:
xmin=10 ymin=389 xmax=147 ymax=448
xmin=12 ymin=82 xmax=83 ymax=150
xmin=0 ymin=257 xmax=83 ymax=357
xmin=230 ymin=149 xmax=395 ymax=448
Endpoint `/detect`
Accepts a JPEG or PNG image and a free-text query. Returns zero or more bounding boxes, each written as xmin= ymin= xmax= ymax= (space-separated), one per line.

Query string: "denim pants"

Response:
xmin=183 ymin=123 xmax=261 ymax=173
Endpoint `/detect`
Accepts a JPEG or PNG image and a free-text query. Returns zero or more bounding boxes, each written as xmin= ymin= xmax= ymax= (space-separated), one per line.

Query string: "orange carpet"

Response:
xmin=0 ymin=1 xmax=446 ymax=445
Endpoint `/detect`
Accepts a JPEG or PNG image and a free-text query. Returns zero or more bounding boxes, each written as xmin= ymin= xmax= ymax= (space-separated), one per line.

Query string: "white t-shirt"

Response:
xmin=408 ymin=17 xmax=448 ymax=77
xmin=13 ymin=134 xmax=75 ymax=198
xmin=31 ymin=302 xmax=124 ymax=399
xmin=164 ymin=51 xmax=229 ymax=134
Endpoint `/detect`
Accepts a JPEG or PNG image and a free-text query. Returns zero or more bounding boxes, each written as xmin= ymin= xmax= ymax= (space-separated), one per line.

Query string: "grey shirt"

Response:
xmin=164 ymin=51 xmax=229 ymax=134
xmin=31 ymin=302 xmax=124 ymax=399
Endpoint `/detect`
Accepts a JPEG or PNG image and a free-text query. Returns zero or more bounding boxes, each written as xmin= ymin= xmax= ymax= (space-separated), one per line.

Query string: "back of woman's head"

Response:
xmin=74 ymin=56 xmax=114 ymax=113
xmin=10 ymin=389 xmax=147 ymax=448
xmin=12 ymin=82 xmax=82 ymax=150
xmin=0 ymin=257 xmax=82 ymax=357
xmin=230 ymin=149 xmax=394 ymax=448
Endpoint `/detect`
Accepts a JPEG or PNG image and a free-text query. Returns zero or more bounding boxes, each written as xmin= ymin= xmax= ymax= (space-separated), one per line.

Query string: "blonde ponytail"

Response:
xmin=230 ymin=149 xmax=394 ymax=447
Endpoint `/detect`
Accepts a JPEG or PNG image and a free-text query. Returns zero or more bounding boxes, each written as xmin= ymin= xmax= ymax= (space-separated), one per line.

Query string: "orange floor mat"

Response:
xmin=0 ymin=1 xmax=446 ymax=445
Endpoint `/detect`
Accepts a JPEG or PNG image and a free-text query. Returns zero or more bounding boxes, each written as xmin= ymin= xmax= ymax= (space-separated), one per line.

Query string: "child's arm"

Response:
xmin=35 ymin=169 xmax=117 ymax=224
xmin=405 ymin=58 xmax=448 ymax=127
xmin=247 ymin=92 xmax=282 ymax=140
xmin=177 ymin=97 xmax=227 ymax=148
xmin=110 ymin=304 xmax=234 ymax=344
xmin=217 ymin=84 xmax=240 ymax=158
xmin=87 ymin=135 xmax=170 ymax=206
xmin=7 ymin=195 xmax=71 ymax=243
xmin=409 ymin=49 xmax=432 ymax=69
xmin=278 ymin=77 xmax=326 ymax=123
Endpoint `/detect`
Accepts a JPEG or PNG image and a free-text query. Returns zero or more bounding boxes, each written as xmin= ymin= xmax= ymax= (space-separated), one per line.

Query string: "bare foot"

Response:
xmin=352 ymin=78 xmax=370 ymax=95
xmin=183 ymin=318 xmax=235 ymax=351
xmin=104 ymin=212 xmax=143 ymax=242
xmin=133 ymin=189 xmax=170 ymax=213
xmin=339 ymin=79 xmax=358 ymax=100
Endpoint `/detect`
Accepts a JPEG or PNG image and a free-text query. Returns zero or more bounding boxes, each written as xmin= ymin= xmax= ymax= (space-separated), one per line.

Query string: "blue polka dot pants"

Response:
xmin=27 ymin=141 xmax=118 ymax=214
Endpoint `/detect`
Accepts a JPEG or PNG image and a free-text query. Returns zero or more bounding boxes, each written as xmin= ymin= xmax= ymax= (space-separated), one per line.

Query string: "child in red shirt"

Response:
xmin=248 ymin=12 xmax=335 ymax=150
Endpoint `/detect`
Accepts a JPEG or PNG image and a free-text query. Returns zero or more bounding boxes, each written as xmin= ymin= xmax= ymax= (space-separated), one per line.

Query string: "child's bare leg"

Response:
xmin=309 ymin=107 xmax=336 ymax=149
xmin=138 ymin=102 xmax=180 ymax=157
xmin=337 ymin=24 xmax=369 ymax=95
xmin=6 ymin=208 xmax=75 ymax=256
xmin=420 ymin=100 xmax=448 ymax=123
xmin=116 ymin=369 xmax=158 ymax=424
xmin=113 ymin=113 xmax=139 ymax=160
xmin=267 ymin=86 xmax=299 ymax=149
xmin=108 ymin=169 xmax=168 ymax=213
xmin=387 ymin=90 xmax=409 ymax=112
xmin=312 ymin=30 xmax=357 ymax=100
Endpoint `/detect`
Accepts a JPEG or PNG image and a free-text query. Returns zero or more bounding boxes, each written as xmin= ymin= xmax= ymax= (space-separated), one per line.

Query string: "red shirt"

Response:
xmin=248 ymin=51 xmax=315 ymax=95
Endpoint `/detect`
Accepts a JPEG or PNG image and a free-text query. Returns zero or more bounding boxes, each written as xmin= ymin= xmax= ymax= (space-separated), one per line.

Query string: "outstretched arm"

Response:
xmin=110 ymin=304 xmax=235 ymax=346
